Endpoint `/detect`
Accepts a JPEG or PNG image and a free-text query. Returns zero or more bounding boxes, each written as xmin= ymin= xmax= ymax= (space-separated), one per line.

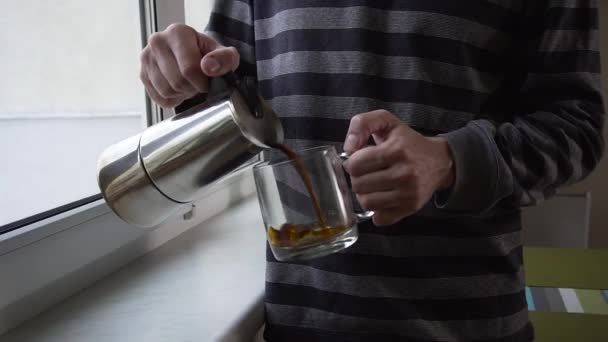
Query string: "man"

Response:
xmin=139 ymin=1 xmax=604 ymax=340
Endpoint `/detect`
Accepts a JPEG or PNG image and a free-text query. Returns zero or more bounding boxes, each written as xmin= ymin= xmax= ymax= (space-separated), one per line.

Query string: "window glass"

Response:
xmin=0 ymin=1 xmax=146 ymax=228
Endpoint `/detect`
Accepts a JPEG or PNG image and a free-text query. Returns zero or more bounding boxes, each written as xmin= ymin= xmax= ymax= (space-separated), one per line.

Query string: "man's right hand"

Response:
xmin=140 ymin=23 xmax=240 ymax=108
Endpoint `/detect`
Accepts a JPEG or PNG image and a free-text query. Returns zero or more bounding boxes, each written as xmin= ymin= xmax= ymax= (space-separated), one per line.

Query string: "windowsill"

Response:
xmin=0 ymin=196 xmax=266 ymax=341
xmin=0 ymin=166 xmax=258 ymax=336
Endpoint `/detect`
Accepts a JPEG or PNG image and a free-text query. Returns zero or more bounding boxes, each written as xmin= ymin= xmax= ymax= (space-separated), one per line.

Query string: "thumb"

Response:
xmin=200 ymin=46 xmax=240 ymax=77
xmin=344 ymin=110 xmax=401 ymax=153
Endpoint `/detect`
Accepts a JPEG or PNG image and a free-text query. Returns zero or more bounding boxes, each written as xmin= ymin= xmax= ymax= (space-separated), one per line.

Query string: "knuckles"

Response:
xmin=376 ymin=109 xmax=392 ymax=118
xmin=378 ymin=145 xmax=398 ymax=165
xmin=166 ymin=23 xmax=193 ymax=39
xmin=147 ymin=32 xmax=165 ymax=51
xmin=139 ymin=49 xmax=151 ymax=65
xmin=392 ymin=166 xmax=416 ymax=183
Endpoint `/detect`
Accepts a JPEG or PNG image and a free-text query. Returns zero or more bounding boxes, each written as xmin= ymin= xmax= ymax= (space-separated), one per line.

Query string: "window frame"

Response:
xmin=0 ymin=0 xmax=258 ymax=335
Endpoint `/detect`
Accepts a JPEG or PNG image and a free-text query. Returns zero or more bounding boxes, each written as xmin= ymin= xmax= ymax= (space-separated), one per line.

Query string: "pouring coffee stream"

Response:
xmin=269 ymin=143 xmax=327 ymax=228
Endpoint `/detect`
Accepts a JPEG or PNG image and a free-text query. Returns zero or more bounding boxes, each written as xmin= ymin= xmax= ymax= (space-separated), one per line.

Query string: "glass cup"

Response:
xmin=253 ymin=145 xmax=373 ymax=261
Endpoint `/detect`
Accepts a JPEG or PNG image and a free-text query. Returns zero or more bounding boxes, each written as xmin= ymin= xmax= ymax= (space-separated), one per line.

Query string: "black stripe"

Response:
xmin=255 ymin=29 xmax=502 ymax=71
xmin=236 ymin=60 xmax=256 ymax=78
xmin=276 ymin=180 xmax=316 ymax=217
xmin=267 ymin=245 xmax=523 ymax=278
xmin=545 ymin=7 xmax=599 ymax=29
xmin=253 ymin=0 xmax=521 ymax=33
xmin=266 ymin=282 xmax=526 ymax=320
xmin=259 ymin=73 xmax=488 ymax=114
xmin=207 ymin=13 xmax=254 ymax=46
xmin=264 ymin=322 xmax=535 ymax=342
xmin=530 ymin=51 xmax=601 ymax=73
xmin=280 ymin=117 xmax=444 ymax=143
xmin=523 ymin=77 xmax=603 ymax=106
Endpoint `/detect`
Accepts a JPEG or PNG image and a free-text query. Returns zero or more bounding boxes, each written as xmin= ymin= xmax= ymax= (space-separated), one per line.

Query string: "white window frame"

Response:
xmin=0 ymin=0 xmax=257 ymax=335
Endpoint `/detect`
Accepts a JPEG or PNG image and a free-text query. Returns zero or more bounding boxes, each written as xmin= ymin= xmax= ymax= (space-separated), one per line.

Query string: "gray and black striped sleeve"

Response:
xmin=205 ymin=0 xmax=256 ymax=78
xmin=437 ymin=0 xmax=605 ymax=213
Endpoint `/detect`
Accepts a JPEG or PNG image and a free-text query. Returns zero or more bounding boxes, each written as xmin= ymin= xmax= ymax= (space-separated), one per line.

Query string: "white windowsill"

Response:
xmin=0 ymin=196 xmax=266 ymax=342
xmin=0 ymin=166 xmax=258 ymax=336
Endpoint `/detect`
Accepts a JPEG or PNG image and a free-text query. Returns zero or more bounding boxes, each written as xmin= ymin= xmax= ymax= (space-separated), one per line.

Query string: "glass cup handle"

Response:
xmin=339 ymin=152 xmax=375 ymax=221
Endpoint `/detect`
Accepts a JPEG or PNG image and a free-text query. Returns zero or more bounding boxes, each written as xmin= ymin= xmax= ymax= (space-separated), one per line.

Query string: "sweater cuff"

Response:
xmin=434 ymin=123 xmax=500 ymax=213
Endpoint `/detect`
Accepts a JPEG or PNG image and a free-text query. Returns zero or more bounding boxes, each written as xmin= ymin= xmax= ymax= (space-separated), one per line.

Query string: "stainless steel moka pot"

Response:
xmin=96 ymin=73 xmax=284 ymax=227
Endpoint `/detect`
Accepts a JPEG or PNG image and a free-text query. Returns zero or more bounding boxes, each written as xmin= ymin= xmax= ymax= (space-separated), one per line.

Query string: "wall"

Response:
xmin=564 ymin=2 xmax=608 ymax=248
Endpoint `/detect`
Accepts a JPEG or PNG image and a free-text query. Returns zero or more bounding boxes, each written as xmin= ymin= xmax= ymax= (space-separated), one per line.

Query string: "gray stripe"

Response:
xmin=530 ymin=287 xmax=550 ymax=311
xmin=254 ymin=7 xmax=510 ymax=52
xmin=484 ymin=0 xmax=525 ymax=11
xmin=548 ymin=0 xmax=598 ymax=8
xmin=344 ymin=231 xmax=521 ymax=257
xmin=257 ymin=51 xmax=500 ymax=93
xmin=267 ymin=262 xmax=524 ymax=299
xmin=210 ymin=0 xmax=253 ymax=25
xmin=558 ymin=288 xmax=584 ymax=313
xmin=206 ymin=31 xmax=255 ymax=64
xmin=539 ymin=29 xmax=599 ymax=52
xmin=268 ymin=95 xmax=474 ymax=132
xmin=544 ymin=287 xmax=567 ymax=312
xmin=564 ymin=131 xmax=584 ymax=184
xmin=266 ymin=303 xmax=530 ymax=341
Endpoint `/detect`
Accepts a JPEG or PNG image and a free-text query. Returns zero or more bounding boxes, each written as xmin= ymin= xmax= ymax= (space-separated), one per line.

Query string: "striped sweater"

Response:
xmin=207 ymin=1 xmax=605 ymax=341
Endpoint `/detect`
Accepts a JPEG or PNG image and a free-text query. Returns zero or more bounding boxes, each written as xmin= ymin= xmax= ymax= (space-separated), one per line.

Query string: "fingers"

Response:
xmin=152 ymin=38 xmax=198 ymax=96
xmin=195 ymin=30 xmax=219 ymax=55
xmin=201 ymin=46 xmax=240 ymax=77
xmin=350 ymin=167 xmax=401 ymax=194
xmin=357 ymin=191 xmax=402 ymax=211
xmin=356 ymin=192 xmax=416 ymax=226
xmin=146 ymin=59 xmax=180 ymax=100
xmin=139 ymin=23 xmax=241 ymax=108
xmin=344 ymin=145 xmax=389 ymax=177
xmin=168 ymin=32 xmax=209 ymax=93
xmin=140 ymin=70 xmax=184 ymax=108
xmin=343 ymin=110 xmax=401 ymax=153
xmin=345 ymin=139 xmax=407 ymax=177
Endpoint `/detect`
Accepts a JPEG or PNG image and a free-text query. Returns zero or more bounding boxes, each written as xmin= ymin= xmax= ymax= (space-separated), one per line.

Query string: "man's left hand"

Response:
xmin=343 ymin=110 xmax=455 ymax=226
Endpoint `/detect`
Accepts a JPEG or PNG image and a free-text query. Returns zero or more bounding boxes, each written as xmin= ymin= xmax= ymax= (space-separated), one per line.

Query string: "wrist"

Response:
xmin=429 ymin=137 xmax=455 ymax=190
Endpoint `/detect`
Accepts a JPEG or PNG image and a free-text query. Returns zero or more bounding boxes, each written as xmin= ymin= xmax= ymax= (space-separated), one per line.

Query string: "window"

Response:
xmin=0 ymin=0 xmax=147 ymax=231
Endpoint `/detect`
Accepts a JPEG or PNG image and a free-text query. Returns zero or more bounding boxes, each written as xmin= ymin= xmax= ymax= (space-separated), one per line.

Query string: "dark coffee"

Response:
xmin=270 ymin=144 xmax=327 ymax=228
xmin=267 ymin=223 xmax=347 ymax=248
